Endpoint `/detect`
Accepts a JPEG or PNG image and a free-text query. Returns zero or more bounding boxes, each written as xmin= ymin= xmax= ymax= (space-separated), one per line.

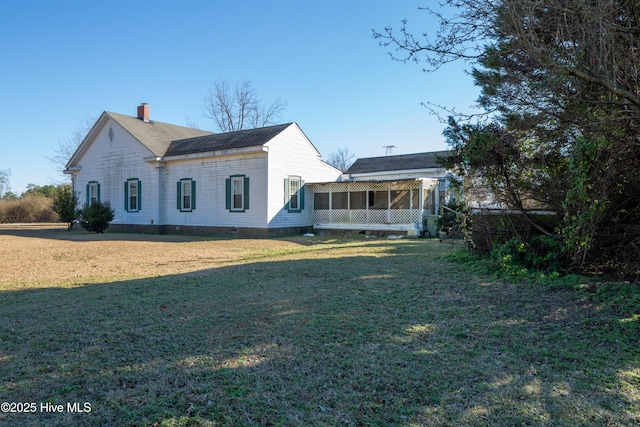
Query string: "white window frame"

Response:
xmin=289 ymin=177 xmax=301 ymax=211
xmin=128 ymin=179 xmax=139 ymax=212
xmin=231 ymin=176 xmax=244 ymax=211
xmin=182 ymin=179 xmax=192 ymax=211
xmin=89 ymin=182 xmax=99 ymax=205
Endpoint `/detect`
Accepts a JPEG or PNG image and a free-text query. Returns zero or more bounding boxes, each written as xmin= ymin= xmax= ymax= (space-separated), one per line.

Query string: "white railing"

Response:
xmin=314 ymin=209 xmax=422 ymax=224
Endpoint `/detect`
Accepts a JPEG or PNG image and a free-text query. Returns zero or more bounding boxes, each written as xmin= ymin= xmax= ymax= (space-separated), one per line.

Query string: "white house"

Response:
xmin=65 ymin=104 xmax=341 ymax=237
xmin=309 ymin=151 xmax=453 ymax=236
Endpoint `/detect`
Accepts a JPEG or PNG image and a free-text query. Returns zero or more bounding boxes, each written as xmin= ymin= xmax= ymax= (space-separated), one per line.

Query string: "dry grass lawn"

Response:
xmin=0 ymin=224 xmax=638 ymax=426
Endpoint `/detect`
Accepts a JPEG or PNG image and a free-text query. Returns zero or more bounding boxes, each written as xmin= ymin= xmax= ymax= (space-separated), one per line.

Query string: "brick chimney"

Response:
xmin=137 ymin=103 xmax=150 ymax=122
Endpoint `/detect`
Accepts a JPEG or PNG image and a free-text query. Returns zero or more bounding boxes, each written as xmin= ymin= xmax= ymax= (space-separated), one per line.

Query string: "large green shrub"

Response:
xmin=78 ymin=201 xmax=114 ymax=233
xmin=490 ymin=235 xmax=565 ymax=277
xmin=436 ymin=200 xmax=470 ymax=231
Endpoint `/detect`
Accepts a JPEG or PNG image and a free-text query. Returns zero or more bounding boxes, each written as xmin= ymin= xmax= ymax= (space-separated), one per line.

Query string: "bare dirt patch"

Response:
xmin=0 ymin=224 xmax=356 ymax=290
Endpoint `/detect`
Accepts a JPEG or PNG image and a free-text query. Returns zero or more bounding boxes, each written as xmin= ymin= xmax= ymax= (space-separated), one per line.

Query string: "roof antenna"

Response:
xmin=383 ymin=145 xmax=396 ymax=156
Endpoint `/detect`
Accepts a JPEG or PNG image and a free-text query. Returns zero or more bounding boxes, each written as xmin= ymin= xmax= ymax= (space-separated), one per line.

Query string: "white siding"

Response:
xmin=73 ymin=119 xmax=159 ymax=225
xmin=72 ymin=120 xmax=339 ymax=232
xmin=162 ymin=153 xmax=269 ymax=228
xmin=265 ymin=124 xmax=341 ymax=228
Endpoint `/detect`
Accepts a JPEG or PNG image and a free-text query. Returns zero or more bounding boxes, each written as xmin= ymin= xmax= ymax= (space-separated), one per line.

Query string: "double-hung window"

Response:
xmin=87 ymin=181 xmax=100 ymax=205
xmin=232 ymin=177 xmax=244 ymax=211
xmin=284 ymin=176 xmax=304 ymax=213
xmin=289 ymin=178 xmax=300 ymax=211
xmin=125 ymin=179 xmax=141 ymax=212
xmin=177 ymin=179 xmax=196 ymax=212
xmin=225 ymin=175 xmax=250 ymax=212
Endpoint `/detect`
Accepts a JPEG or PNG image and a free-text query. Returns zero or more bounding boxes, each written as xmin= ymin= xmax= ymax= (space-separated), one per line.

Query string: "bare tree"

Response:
xmin=203 ymin=80 xmax=286 ymax=132
xmin=326 ymin=147 xmax=356 ymax=171
xmin=0 ymin=169 xmax=11 ymax=198
xmin=50 ymin=117 xmax=96 ymax=177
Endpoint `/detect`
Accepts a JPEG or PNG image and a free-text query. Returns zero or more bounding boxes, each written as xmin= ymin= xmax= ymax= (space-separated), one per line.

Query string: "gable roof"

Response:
xmin=106 ymin=112 xmax=213 ymax=157
xmin=344 ymin=150 xmax=452 ymax=174
xmin=165 ymin=123 xmax=293 ymax=157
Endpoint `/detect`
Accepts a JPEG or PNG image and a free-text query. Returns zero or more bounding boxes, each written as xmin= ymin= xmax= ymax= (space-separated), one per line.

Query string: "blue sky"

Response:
xmin=1 ymin=1 xmax=479 ymax=195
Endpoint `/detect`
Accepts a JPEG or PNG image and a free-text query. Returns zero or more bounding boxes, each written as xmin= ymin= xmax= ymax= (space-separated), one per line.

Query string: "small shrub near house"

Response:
xmin=437 ymin=200 xmax=471 ymax=233
xmin=490 ymin=235 xmax=565 ymax=277
xmin=78 ymin=201 xmax=114 ymax=233
xmin=52 ymin=185 xmax=79 ymax=230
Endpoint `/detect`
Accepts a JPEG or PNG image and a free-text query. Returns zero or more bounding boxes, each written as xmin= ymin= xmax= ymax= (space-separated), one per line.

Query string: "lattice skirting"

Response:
xmin=314 ymin=209 xmax=422 ymax=224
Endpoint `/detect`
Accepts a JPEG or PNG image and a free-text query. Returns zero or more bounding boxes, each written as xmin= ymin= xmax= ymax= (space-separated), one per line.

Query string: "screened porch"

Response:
xmin=310 ymin=178 xmax=443 ymax=234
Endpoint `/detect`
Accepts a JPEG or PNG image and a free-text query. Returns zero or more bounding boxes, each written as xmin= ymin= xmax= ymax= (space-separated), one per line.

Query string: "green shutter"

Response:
xmin=86 ymin=184 xmax=90 ymax=206
xmin=300 ymin=180 xmax=305 ymax=210
xmin=97 ymin=183 xmax=101 ymax=202
xmin=225 ymin=178 xmax=231 ymax=210
xmin=244 ymin=177 xmax=250 ymax=210
xmin=177 ymin=181 xmax=181 ymax=210
xmin=284 ymin=178 xmax=290 ymax=212
xmin=191 ymin=180 xmax=196 ymax=210
xmin=124 ymin=181 xmax=129 ymax=212
xmin=137 ymin=180 xmax=142 ymax=211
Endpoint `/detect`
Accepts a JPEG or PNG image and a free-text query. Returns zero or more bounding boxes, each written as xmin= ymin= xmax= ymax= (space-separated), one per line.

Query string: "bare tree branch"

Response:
xmin=49 ymin=117 xmax=96 ymax=177
xmin=0 ymin=169 xmax=11 ymax=198
xmin=326 ymin=147 xmax=356 ymax=171
xmin=203 ymin=80 xmax=287 ymax=132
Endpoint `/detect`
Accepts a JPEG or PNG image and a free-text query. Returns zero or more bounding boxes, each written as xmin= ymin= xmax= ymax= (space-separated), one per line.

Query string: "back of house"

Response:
xmin=65 ymin=104 xmax=341 ymax=236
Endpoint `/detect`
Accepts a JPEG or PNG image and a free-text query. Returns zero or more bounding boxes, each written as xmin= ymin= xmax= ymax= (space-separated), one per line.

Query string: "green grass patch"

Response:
xmin=0 ymin=232 xmax=638 ymax=426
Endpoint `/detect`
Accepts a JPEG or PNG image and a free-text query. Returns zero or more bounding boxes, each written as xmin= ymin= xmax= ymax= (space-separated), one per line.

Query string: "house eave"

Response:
xmin=308 ymin=177 xmax=438 ymax=187
xmin=143 ymin=156 xmax=165 ymax=164
xmin=63 ymin=167 xmax=81 ymax=175
xmin=346 ymin=168 xmax=448 ymax=180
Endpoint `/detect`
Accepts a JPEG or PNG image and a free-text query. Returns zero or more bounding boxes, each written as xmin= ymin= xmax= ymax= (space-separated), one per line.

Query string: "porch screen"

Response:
xmin=349 ymin=191 xmax=367 ymax=209
xmin=368 ymin=191 xmax=388 ymax=209
xmin=314 ymin=193 xmax=329 ymax=210
xmin=390 ymin=190 xmax=411 ymax=209
xmin=331 ymin=192 xmax=348 ymax=209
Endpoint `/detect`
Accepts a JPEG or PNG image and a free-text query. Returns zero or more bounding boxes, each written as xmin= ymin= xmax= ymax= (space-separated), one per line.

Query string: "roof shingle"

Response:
xmin=345 ymin=150 xmax=452 ymax=174
xmin=106 ymin=112 xmax=213 ymax=157
xmin=165 ymin=123 xmax=292 ymax=157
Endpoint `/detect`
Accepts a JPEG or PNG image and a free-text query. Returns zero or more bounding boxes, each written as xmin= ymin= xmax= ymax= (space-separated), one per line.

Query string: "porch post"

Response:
xmin=155 ymin=163 xmax=165 ymax=227
xmin=387 ymin=184 xmax=391 ymax=223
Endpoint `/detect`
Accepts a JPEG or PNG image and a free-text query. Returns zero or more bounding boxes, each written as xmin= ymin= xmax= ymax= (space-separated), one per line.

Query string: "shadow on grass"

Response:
xmin=0 ymin=224 xmax=219 ymax=243
xmin=0 ymin=223 xmax=419 ymax=247
xmin=0 ymin=243 xmax=638 ymax=426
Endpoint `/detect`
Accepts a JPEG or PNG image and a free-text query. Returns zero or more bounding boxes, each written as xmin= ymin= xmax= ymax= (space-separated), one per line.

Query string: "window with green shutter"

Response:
xmin=86 ymin=181 xmax=100 ymax=206
xmin=284 ymin=176 xmax=304 ymax=213
xmin=225 ymin=175 xmax=249 ymax=212
xmin=125 ymin=178 xmax=141 ymax=212
xmin=177 ymin=179 xmax=196 ymax=212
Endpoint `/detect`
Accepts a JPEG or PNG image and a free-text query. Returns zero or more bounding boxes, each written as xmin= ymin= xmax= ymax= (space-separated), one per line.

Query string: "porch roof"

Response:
xmin=309 ymin=177 xmax=434 ymax=185
xmin=344 ymin=151 xmax=452 ymax=174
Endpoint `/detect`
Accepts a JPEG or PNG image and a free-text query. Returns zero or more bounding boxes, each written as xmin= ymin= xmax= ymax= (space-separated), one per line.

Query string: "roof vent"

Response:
xmin=137 ymin=103 xmax=150 ymax=122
